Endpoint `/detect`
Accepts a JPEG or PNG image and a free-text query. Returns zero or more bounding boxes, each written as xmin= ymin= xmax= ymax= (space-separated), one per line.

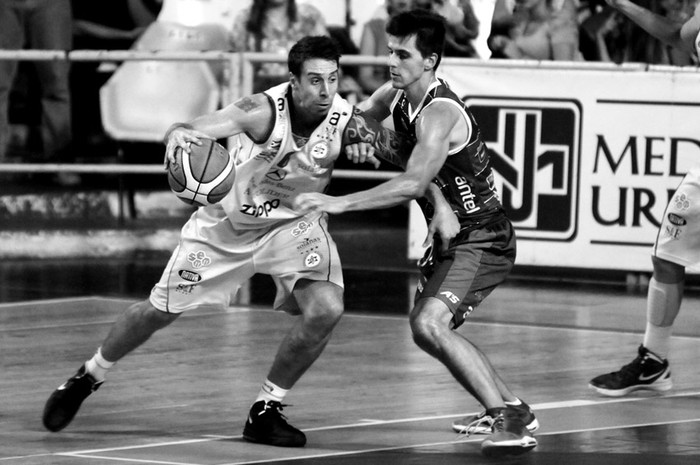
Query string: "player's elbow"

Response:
xmin=402 ymin=177 xmax=429 ymax=200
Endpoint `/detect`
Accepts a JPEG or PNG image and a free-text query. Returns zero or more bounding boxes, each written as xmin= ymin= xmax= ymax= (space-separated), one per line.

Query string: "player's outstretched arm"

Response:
xmin=606 ymin=0 xmax=694 ymax=54
xmin=342 ymin=108 xmax=414 ymax=169
xmin=294 ymin=102 xmax=458 ymax=214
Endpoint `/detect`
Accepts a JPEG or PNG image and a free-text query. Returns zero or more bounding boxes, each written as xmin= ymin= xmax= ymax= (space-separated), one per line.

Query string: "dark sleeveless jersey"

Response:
xmin=390 ymin=78 xmax=503 ymax=231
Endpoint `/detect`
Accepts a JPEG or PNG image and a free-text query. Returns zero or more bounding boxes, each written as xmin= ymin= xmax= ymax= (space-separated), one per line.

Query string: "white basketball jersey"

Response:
xmin=220 ymin=82 xmax=353 ymax=229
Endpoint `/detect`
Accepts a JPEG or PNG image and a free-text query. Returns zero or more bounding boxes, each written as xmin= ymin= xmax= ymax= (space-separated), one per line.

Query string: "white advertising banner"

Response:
xmin=408 ymin=61 xmax=700 ymax=273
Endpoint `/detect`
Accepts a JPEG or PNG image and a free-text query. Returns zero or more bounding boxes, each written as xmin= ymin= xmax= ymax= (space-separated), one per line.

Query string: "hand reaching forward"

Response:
xmin=294 ymin=193 xmax=348 ymax=215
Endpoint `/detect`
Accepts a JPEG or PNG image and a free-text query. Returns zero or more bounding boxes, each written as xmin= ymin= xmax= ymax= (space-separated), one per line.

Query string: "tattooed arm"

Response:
xmin=342 ymin=107 xmax=414 ymax=169
xmin=164 ymin=93 xmax=274 ymax=165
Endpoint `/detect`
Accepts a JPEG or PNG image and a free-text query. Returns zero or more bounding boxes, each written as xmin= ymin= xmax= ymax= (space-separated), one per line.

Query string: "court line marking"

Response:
xmin=3 ymin=297 xmax=700 ymax=340
xmin=344 ymin=312 xmax=700 ymax=340
xmin=33 ymin=391 xmax=699 ymax=461
xmin=0 ymin=306 xmax=252 ymax=332
xmin=6 ymin=300 xmax=700 ymax=341
xmin=57 ymin=417 xmax=700 ymax=465
xmin=0 ymin=296 xmax=101 ymax=309
xmin=62 ymin=437 xmax=483 ymax=465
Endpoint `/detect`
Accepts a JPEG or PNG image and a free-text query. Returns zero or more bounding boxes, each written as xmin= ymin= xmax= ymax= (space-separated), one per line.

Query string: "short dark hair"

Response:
xmin=386 ymin=9 xmax=446 ymax=70
xmin=288 ymin=36 xmax=341 ymax=77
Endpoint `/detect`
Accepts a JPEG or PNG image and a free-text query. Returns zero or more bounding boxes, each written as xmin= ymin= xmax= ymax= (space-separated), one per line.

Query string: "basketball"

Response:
xmin=167 ymin=138 xmax=235 ymax=207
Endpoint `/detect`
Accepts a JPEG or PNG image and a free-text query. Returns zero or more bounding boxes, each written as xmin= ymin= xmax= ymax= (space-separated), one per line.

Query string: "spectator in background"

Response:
xmin=414 ymin=0 xmax=481 ymax=57
xmin=620 ymin=0 xmax=697 ymax=64
xmin=231 ymin=0 xmax=328 ymax=93
xmin=579 ymin=0 xmax=697 ymax=64
xmin=659 ymin=0 xmax=698 ymax=64
xmin=0 ymin=0 xmax=75 ymax=183
xmin=488 ymin=0 xmax=581 ymax=60
xmin=70 ymin=0 xmax=162 ymax=159
xmin=579 ymin=5 xmax=627 ymax=62
xmin=357 ymin=0 xmax=414 ymax=95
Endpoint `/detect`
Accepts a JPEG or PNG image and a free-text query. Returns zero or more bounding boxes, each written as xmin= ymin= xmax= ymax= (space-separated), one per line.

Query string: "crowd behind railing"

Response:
xmin=1 ymin=0 xmax=697 ymax=187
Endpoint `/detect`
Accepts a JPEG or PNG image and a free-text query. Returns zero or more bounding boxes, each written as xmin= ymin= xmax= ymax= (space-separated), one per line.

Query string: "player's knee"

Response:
xmin=652 ymin=256 xmax=685 ymax=283
xmin=409 ymin=307 xmax=442 ymax=348
xmin=127 ymin=300 xmax=180 ymax=331
xmin=304 ymin=299 xmax=344 ymax=330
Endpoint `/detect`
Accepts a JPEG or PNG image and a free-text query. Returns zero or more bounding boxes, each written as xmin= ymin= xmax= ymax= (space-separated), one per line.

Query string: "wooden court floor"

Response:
xmin=2 ymin=262 xmax=700 ymax=464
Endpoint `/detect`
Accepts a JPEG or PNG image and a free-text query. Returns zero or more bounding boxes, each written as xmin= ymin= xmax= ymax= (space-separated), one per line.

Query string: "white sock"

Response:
xmin=255 ymin=379 xmax=288 ymax=404
xmin=85 ymin=347 xmax=115 ymax=382
xmin=643 ymin=323 xmax=673 ymax=360
xmin=505 ymin=398 xmax=522 ymax=406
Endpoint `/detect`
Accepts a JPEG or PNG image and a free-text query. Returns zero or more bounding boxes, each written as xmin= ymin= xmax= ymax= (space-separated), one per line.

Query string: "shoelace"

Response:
xmin=618 ymin=355 xmax=647 ymax=379
xmin=490 ymin=414 xmax=505 ymax=433
xmin=456 ymin=415 xmax=494 ymax=439
xmin=258 ymin=402 xmax=292 ymax=421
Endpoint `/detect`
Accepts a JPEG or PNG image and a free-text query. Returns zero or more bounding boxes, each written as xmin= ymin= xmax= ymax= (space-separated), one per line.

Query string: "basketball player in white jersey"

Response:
xmin=41 ymin=36 xmax=417 ymax=447
xmin=590 ymin=1 xmax=700 ymax=396
xmin=295 ymin=10 xmax=537 ymax=457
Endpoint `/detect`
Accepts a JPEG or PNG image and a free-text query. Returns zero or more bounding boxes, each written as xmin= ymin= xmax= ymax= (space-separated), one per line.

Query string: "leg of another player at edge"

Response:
xmin=410 ymin=298 xmax=510 ymax=408
xmin=644 ymin=256 xmax=684 ymax=358
xmin=87 ymin=301 xmax=180 ymax=380
xmin=256 ymin=280 xmax=344 ymax=403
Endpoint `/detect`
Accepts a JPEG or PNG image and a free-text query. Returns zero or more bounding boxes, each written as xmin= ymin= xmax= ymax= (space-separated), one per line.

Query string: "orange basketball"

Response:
xmin=167 ymin=138 xmax=235 ymax=207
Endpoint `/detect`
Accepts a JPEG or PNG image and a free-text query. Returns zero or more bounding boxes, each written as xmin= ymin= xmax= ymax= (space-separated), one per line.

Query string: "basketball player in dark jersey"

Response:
xmin=589 ymin=1 xmax=700 ymax=396
xmin=295 ymin=9 xmax=537 ymax=457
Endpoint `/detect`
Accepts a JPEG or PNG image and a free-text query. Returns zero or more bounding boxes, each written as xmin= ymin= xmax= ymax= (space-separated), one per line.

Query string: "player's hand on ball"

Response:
xmin=167 ymin=138 xmax=235 ymax=207
xmin=164 ymin=126 xmax=214 ymax=169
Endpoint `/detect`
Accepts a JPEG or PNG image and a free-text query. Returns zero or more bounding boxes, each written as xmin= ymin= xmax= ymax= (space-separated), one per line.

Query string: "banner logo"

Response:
xmin=466 ymin=98 xmax=581 ymax=241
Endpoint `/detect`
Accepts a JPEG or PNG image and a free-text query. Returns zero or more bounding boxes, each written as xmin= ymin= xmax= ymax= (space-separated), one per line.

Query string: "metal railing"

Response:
xmin=0 ymin=49 xmax=396 ymax=179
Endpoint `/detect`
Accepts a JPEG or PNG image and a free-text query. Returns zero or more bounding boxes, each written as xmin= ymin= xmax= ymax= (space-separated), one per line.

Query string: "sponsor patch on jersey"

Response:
xmin=664 ymin=225 xmax=683 ymax=240
xmin=462 ymin=305 xmax=475 ymax=320
xmin=187 ymin=250 xmax=211 ymax=269
xmin=440 ymin=291 xmax=461 ymax=304
xmin=310 ymin=141 xmax=329 ymax=161
xmin=297 ymin=237 xmax=321 ymax=253
xmin=667 ymin=213 xmax=686 ymax=226
xmin=178 ymin=270 xmax=202 ymax=282
xmin=266 ymin=168 xmax=287 ymax=182
xmin=304 ymin=252 xmax=322 ymax=268
xmin=175 ymin=283 xmax=197 ymax=295
xmin=291 ymin=220 xmax=314 ymax=237
xmin=673 ymin=193 xmax=690 ymax=212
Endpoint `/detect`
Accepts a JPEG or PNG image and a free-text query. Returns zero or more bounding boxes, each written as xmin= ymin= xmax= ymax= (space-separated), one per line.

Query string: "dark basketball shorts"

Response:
xmin=416 ymin=217 xmax=516 ymax=328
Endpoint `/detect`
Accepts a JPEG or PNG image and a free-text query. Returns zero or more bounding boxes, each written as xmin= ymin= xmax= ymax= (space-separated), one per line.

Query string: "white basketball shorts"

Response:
xmin=149 ymin=204 xmax=343 ymax=313
xmin=653 ymin=165 xmax=700 ymax=266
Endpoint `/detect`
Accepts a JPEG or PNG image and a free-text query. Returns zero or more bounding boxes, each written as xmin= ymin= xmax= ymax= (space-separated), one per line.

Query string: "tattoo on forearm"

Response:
xmin=235 ymin=97 xmax=260 ymax=113
xmin=374 ymin=126 xmax=414 ymax=169
xmin=347 ymin=108 xmax=414 ymax=169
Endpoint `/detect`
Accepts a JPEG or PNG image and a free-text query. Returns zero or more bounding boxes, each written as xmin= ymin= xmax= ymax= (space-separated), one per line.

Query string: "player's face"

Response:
xmin=387 ymin=34 xmax=429 ymax=90
xmin=291 ymin=59 xmax=339 ymax=118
